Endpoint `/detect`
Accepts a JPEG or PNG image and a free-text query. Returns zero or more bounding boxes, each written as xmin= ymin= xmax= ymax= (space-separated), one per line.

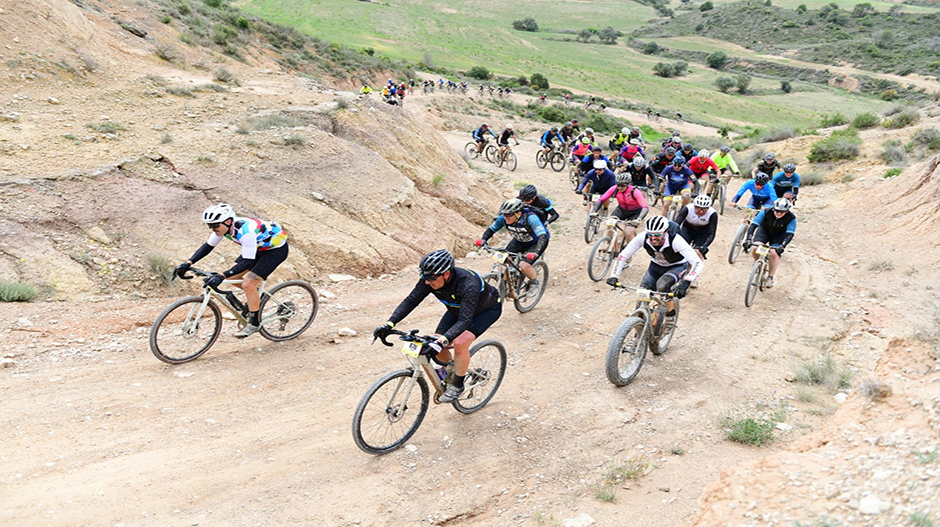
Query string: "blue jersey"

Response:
xmin=753 ymin=209 xmax=796 ymax=235
xmin=540 ymin=130 xmax=564 ymax=147
xmin=660 ymin=165 xmax=695 ymax=195
xmin=487 ymin=211 xmax=549 ymax=245
xmin=473 ymin=126 xmax=496 ymax=141
xmin=579 ymin=155 xmax=610 ymax=175
xmin=578 ymin=168 xmax=616 ymax=195
xmin=772 ymin=172 xmax=801 ymax=197
xmin=733 ymin=180 xmax=778 ymax=208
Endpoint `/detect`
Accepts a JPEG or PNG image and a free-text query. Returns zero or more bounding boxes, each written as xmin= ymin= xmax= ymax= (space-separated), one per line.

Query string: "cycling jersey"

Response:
xmin=578 ymin=168 xmax=616 ymax=195
xmin=680 ymin=147 xmax=697 ymax=160
xmin=579 ymin=154 xmax=609 ymax=175
xmin=483 ymin=210 xmax=549 ymax=245
xmin=610 ymin=221 xmax=704 ymax=282
xmin=687 ymin=157 xmax=719 ymax=177
xmin=754 ymin=160 xmax=781 ymax=177
xmin=575 ymin=133 xmax=596 ymax=146
xmin=623 ymin=165 xmax=656 ymax=188
xmin=473 ymin=126 xmax=496 ymax=142
xmin=571 ymin=143 xmax=591 ymax=158
xmin=747 ymin=209 xmax=796 ymax=248
xmin=660 ymin=165 xmax=695 ymax=195
xmin=497 ymin=129 xmax=515 ymax=146
xmin=540 ymin=130 xmax=564 ymax=148
xmin=733 ymin=181 xmax=778 ymax=209
xmin=208 ymin=217 xmax=287 ymax=260
xmin=389 ymin=267 xmax=500 ymax=344
xmin=596 ymin=185 xmax=649 ymax=212
xmin=711 ymin=152 xmax=739 ymax=174
xmin=771 ymin=172 xmax=801 ymax=198
xmin=359 ymin=86 xmax=372 ymax=94
xmin=676 ymin=205 xmax=718 ymax=248
xmin=526 ymin=195 xmax=559 ymax=225
xmin=618 ymin=144 xmax=645 ymax=162
xmin=610 ymin=133 xmax=629 ymax=149
xmin=650 ymin=153 xmax=676 ymax=175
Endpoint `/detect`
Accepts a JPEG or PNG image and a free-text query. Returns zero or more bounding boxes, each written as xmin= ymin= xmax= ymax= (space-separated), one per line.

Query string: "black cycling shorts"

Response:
xmin=612 ymin=207 xmax=643 ymax=221
xmin=752 ymin=227 xmax=788 ymax=251
xmin=506 ymin=238 xmax=549 ymax=263
xmin=679 ymin=225 xmax=711 ymax=248
xmin=436 ymin=301 xmax=503 ymax=338
xmin=639 ymin=261 xmax=688 ymax=293
xmin=237 ymin=243 xmax=288 ymax=279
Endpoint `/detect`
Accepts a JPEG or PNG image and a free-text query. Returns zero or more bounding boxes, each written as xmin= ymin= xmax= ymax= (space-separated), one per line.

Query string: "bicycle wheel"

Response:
xmin=745 ymin=260 xmax=763 ymax=307
xmin=453 ymin=340 xmax=507 ymax=414
xmin=587 ymin=236 xmax=615 ymax=282
xmin=258 ymin=280 xmax=318 ymax=341
xmin=584 ymin=213 xmax=601 ymax=244
xmin=149 ymin=296 xmax=223 ymax=364
xmin=484 ymin=144 xmax=497 ymax=163
xmin=536 ymin=151 xmax=548 ymax=169
xmin=352 ymin=369 xmax=429 ymax=455
xmin=483 ymin=272 xmax=508 ymax=301
xmin=718 ymin=184 xmax=726 ymax=215
xmin=464 ymin=142 xmax=481 ymax=159
xmin=506 ymin=152 xmax=517 ymax=171
xmin=550 ymin=152 xmax=566 ymax=172
xmin=569 ymin=167 xmax=580 ymax=191
xmin=650 ymin=188 xmax=661 ymax=208
xmin=728 ymin=224 xmax=746 ymax=264
xmin=514 ymin=260 xmax=548 ymax=313
xmin=605 ymin=316 xmax=648 ymax=386
xmin=649 ymin=300 xmax=679 ymax=355
xmin=667 ymin=201 xmax=679 ymax=222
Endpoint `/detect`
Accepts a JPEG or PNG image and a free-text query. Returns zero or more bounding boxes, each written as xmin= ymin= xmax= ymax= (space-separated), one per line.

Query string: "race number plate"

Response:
xmin=401 ymin=342 xmax=421 ymax=358
xmin=492 ymin=251 xmax=508 ymax=263
xmin=756 ymin=246 xmax=770 ymax=257
xmin=606 ymin=217 xmax=618 ymax=227
xmin=636 ymin=288 xmax=652 ymax=302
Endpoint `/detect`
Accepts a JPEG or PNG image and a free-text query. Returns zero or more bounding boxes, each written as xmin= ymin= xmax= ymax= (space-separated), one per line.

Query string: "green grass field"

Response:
xmin=240 ymin=0 xmax=910 ymax=130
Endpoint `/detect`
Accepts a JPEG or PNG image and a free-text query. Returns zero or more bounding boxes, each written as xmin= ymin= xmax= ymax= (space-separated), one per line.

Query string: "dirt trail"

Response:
xmin=5 ymin=85 xmax=938 ymax=526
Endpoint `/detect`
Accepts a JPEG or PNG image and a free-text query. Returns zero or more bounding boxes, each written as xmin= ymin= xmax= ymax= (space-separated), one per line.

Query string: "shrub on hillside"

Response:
xmin=700 ymin=1 xmax=714 ymax=11
xmin=912 ymin=128 xmax=940 ymax=148
xmin=715 ymin=76 xmax=736 ymax=93
xmin=512 ymin=18 xmax=538 ymax=31
xmin=642 ymin=41 xmax=660 ymax=55
xmin=883 ymin=109 xmax=920 ymax=129
xmin=781 ymin=80 xmax=792 ymax=93
xmin=706 ymin=51 xmax=728 ymax=69
xmin=653 ymin=61 xmax=687 ymax=78
xmin=881 ymin=145 xmax=906 ymax=165
xmin=530 ymin=73 xmax=549 ymax=90
xmin=852 ymin=112 xmax=880 ymax=129
xmin=0 ymin=279 xmax=40 ymax=302
xmin=757 ymin=127 xmax=798 ymax=143
xmin=801 ymin=171 xmax=824 ymax=185
xmin=467 ymin=66 xmax=491 ymax=80
xmin=819 ymin=113 xmax=848 ymax=128
xmin=735 ymin=74 xmax=751 ymax=94
xmin=598 ymin=27 xmax=619 ymax=44
xmin=807 ymin=128 xmax=862 ymax=162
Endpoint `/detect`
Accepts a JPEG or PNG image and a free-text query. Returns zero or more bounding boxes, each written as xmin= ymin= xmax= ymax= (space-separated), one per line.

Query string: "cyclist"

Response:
xmin=358 ymin=84 xmax=373 ymax=96
xmin=661 ymin=132 xmax=682 ymax=152
xmin=409 ymin=78 xmax=415 ymax=93
xmin=628 ymin=126 xmax=644 ymax=144
xmin=578 ymin=159 xmax=616 ymax=201
xmin=578 ymin=145 xmax=609 ymax=176
xmin=772 ymin=163 xmax=801 ymax=203
xmin=675 ymin=111 xmax=683 ymax=122
xmin=476 ymin=198 xmax=549 ymax=296
xmin=373 ymin=249 xmax=502 ymax=403
xmin=659 ymin=156 xmax=695 ymax=216
xmin=539 ymin=126 xmax=565 ymax=159
xmin=707 ymin=145 xmax=740 ymax=197
xmin=570 ymin=137 xmax=593 ymax=168
xmin=570 ymin=118 xmax=582 ymax=136
xmin=174 ymin=204 xmax=289 ymax=339
xmin=560 ymin=121 xmax=577 ymax=146
xmin=650 ymin=146 xmax=678 ymax=176
xmin=575 ymin=127 xmax=596 ymax=147
xmin=676 ymin=194 xmax=718 ymax=287
xmin=606 ymin=215 xmax=704 ymax=331
xmin=472 ymin=123 xmax=497 ymax=154
xmin=564 ymin=93 xmax=571 ymax=104
xmin=497 ymin=123 xmax=520 ymax=160
xmin=731 ymin=171 xmax=778 ymax=210
xmin=680 ymin=142 xmax=697 ymax=161
xmin=539 ymin=93 xmax=547 ymax=104
xmin=618 ymin=138 xmax=645 ymax=164
xmin=518 ymin=184 xmax=559 ymax=226
xmin=591 ymin=172 xmax=650 ymax=248
xmin=752 ymin=152 xmax=781 ymax=179
xmin=609 ymin=127 xmax=631 ymax=152
xmin=623 ymin=155 xmax=658 ymax=190
xmin=645 ymin=106 xmax=654 ymax=119
xmin=687 ymin=149 xmax=718 ymax=195
xmin=743 ymin=198 xmax=796 ymax=289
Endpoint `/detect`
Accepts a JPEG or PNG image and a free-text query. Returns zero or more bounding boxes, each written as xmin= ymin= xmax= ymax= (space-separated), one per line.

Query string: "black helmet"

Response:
xmin=591 ymin=145 xmax=602 ymax=152
xmin=763 ymin=152 xmax=776 ymax=162
xmin=720 ymin=145 xmax=731 ymax=153
xmin=498 ymin=198 xmax=525 ymax=216
xmin=419 ymin=249 xmax=454 ymax=278
xmin=672 ymin=156 xmax=686 ymax=167
xmin=681 ymin=142 xmax=693 ymax=151
xmin=783 ymin=163 xmax=797 ymax=173
xmin=518 ymin=184 xmax=538 ymax=201
xmin=550 ymin=126 xmax=558 ymax=133
xmin=481 ymin=123 xmax=489 ymax=128
xmin=754 ymin=172 xmax=771 ymax=185
xmin=665 ymin=147 xmax=676 ymax=156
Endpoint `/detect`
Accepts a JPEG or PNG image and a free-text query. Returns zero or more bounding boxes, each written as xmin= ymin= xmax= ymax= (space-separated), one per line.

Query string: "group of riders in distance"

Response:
xmin=157 ymin=83 xmax=801 ymax=454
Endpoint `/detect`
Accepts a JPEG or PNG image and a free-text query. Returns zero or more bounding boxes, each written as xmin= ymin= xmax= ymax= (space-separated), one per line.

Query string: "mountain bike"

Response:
xmin=464 ymin=139 xmax=496 ymax=163
xmin=672 ymin=113 xmax=683 ymax=124
xmin=707 ymin=174 xmax=730 ymax=215
xmin=727 ymin=206 xmax=760 ymax=264
xmin=647 ymin=179 xmax=664 ymax=208
xmin=149 ymin=268 xmax=318 ymax=364
xmin=495 ymin=145 xmax=518 ymax=171
xmin=605 ymin=285 xmax=680 ymax=386
xmin=569 ymin=164 xmax=584 ymax=191
xmin=536 ymin=145 xmax=567 ymax=172
xmin=745 ymin=244 xmax=781 ymax=307
xmin=583 ymin=195 xmax=608 ymax=244
xmin=352 ymin=329 xmax=507 ymax=455
xmin=664 ymin=193 xmax=685 ymax=222
xmin=480 ymin=245 xmax=548 ymax=313
xmin=587 ymin=218 xmax=640 ymax=282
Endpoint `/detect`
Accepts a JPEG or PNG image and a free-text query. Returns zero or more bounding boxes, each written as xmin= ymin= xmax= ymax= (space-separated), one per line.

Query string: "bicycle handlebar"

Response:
xmin=613 ymin=283 xmax=676 ymax=298
xmin=177 ymin=267 xmax=237 ymax=295
xmin=375 ymin=328 xmax=439 ymax=349
xmin=479 ymin=245 xmax=528 ymax=261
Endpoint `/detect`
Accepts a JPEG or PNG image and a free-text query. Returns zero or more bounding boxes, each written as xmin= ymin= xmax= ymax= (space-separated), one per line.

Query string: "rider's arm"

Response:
xmin=544 ymin=205 xmax=559 ymax=225
xmin=593 ymin=186 xmax=617 ymax=212
xmin=526 ymin=214 xmax=549 ymax=240
xmin=187 ymin=242 xmax=216 ymax=265
xmin=732 ymin=181 xmax=753 ymax=203
xmin=746 ymin=210 xmax=765 ymax=240
xmin=675 ymin=205 xmax=689 ymax=225
xmin=702 ymin=213 xmax=719 ymax=247
xmin=780 ymin=216 xmax=797 ymax=247
xmin=480 ymin=216 xmax=506 ymax=244
xmin=726 ymin=155 xmax=739 ymax=174
xmin=609 ymin=235 xmax=645 ymax=279
xmin=791 ymin=174 xmax=801 ymax=196
xmin=577 ymin=169 xmax=595 ymax=193
xmin=388 ymin=281 xmax=433 ymax=327
xmin=767 ymin=184 xmax=779 ymax=203
xmin=672 ymin=235 xmax=704 ymax=282
xmin=706 ymin=158 xmax=719 ymax=173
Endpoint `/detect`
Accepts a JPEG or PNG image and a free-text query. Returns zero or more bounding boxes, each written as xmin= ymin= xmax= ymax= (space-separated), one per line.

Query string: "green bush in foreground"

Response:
xmin=808 ymin=128 xmax=861 ymax=162
xmin=0 ymin=279 xmax=40 ymax=302
xmin=852 ymin=112 xmax=880 ymax=129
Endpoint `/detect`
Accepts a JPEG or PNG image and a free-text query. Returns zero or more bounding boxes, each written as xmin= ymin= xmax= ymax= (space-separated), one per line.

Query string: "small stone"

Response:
xmin=404 ymin=444 xmax=417 ymax=453
xmin=834 ymin=393 xmax=848 ymax=403
xmin=776 ymin=422 xmax=793 ymax=432
xmin=319 ymin=290 xmax=336 ymax=299
xmin=858 ymin=495 xmax=887 ymax=514
xmin=47 ymin=97 xmax=60 ymax=105
xmin=1 ymin=358 xmax=14 ymax=368
xmin=328 ymin=274 xmax=356 ymax=282
xmin=563 ymin=513 xmax=596 ymax=527
xmin=337 ymin=327 xmax=357 ymax=337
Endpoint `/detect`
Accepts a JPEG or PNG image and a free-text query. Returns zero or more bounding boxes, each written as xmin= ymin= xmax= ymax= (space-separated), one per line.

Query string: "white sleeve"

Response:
xmin=207 ymin=232 xmax=223 ymax=247
xmin=672 ymin=235 xmax=704 ymax=281
xmin=610 ymin=235 xmax=646 ymax=279
xmin=239 ymin=230 xmax=259 ymax=260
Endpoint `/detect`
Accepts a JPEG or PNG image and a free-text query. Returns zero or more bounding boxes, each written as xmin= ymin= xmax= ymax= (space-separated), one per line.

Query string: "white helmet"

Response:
xmin=697 ymin=149 xmax=710 ymax=159
xmin=202 ymin=203 xmax=235 ymax=224
xmin=629 ymin=138 xmax=640 ymax=145
xmin=633 ymin=156 xmax=648 ymax=168
xmin=505 ymin=123 xmax=513 ymax=130
xmin=593 ymin=160 xmax=607 ymax=170
xmin=585 ymin=128 xmax=594 ymax=135
xmin=693 ymin=195 xmax=712 ymax=208
xmin=622 ymin=127 xmax=630 ymax=134
xmin=644 ymin=215 xmax=669 ymax=236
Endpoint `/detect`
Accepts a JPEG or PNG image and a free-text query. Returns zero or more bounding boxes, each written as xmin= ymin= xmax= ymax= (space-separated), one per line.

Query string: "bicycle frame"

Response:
xmin=183 ymin=278 xmax=268 ymax=333
xmin=486 ymin=248 xmax=526 ymax=300
xmin=396 ymin=339 xmax=450 ymax=401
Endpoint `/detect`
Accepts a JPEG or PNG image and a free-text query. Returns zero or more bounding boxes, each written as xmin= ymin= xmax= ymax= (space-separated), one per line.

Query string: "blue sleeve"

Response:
xmin=786 ymin=216 xmax=797 ymax=234
xmin=792 ymin=174 xmax=801 ymax=189
xmin=733 ymin=181 xmax=754 ymax=202
xmin=489 ymin=215 xmax=506 ymax=232
xmin=752 ymin=209 xmax=766 ymax=226
xmin=578 ymin=169 xmax=595 ymax=191
xmin=544 ymin=197 xmax=554 ymax=211
xmin=540 ymin=131 xmax=550 ymax=143
xmin=526 ymin=214 xmax=548 ymax=238
xmin=768 ymin=185 xmax=778 ymax=202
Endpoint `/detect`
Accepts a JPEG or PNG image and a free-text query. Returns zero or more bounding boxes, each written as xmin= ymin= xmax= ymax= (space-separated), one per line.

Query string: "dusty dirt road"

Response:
xmin=5 ymin=87 xmax=936 ymax=526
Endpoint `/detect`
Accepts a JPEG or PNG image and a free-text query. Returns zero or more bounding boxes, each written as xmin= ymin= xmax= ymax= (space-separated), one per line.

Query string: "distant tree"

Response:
xmin=467 ymin=66 xmax=491 ymax=80
xmin=653 ymin=62 xmax=675 ymax=78
xmin=700 ymin=1 xmax=714 ymax=11
xmin=781 ymin=80 xmax=792 ymax=93
xmin=512 ymin=17 xmax=539 ymax=32
xmin=643 ymin=41 xmax=660 ymax=55
xmin=796 ymin=3 xmax=807 ymax=13
xmin=706 ymin=51 xmax=728 ymax=69
xmin=852 ymin=3 xmax=874 ymax=17
xmin=876 ymin=30 xmax=895 ymax=49
xmin=598 ymin=26 xmax=619 ymax=44
xmin=735 ymin=73 xmax=752 ymax=94
xmin=672 ymin=61 xmax=688 ymax=76
xmin=516 ymin=75 xmax=529 ymax=86
xmin=715 ymin=76 xmax=736 ymax=93
xmin=577 ymin=29 xmax=594 ymax=43
xmin=530 ymin=73 xmax=550 ymax=90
